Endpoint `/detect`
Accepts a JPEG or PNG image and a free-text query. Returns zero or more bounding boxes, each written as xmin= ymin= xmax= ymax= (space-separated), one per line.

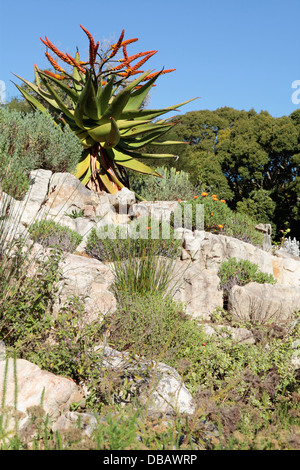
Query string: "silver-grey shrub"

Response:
xmin=0 ymin=108 xmax=83 ymax=198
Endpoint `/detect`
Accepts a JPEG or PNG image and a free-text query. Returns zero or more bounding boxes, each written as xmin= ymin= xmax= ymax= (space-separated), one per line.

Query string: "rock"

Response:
xmin=129 ymin=201 xmax=179 ymax=223
xmin=52 ymin=253 xmax=116 ymax=322
xmin=202 ymin=323 xmax=255 ymax=344
xmin=51 ymin=411 xmax=98 ymax=437
xmin=20 ymin=169 xmax=53 ymax=226
xmin=0 ymin=358 xmax=83 ymax=423
xmin=170 ymin=260 xmax=223 ymax=320
xmin=228 ymin=282 xmax=300 ymax=324
xmin=94 ymin=345 xmax=195 ymax=416
xmin=272 ymin=251 xmax=300 ymax=287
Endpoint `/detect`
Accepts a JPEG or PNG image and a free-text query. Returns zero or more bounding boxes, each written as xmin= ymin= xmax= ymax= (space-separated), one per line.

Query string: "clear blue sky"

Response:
xmin=1 ymin=0 xmax=300 ymax=117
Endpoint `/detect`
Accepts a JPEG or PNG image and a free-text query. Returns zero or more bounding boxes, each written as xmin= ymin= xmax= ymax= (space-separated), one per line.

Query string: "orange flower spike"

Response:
xmin=43 ymin=70 xmax=66 ymax=80
xmin=141 ymin=69 xmax=176 ymax=82
xmin=130 ymin=51 xmax=157 ymax=72
xmin=218 ymin=225 xmax=224 ymax=229
xmin=212 ymin=194 xmax=217 ymax=198
xmin=193 ymin=195 xmax=198 ymax=199
xmin=43 ymin=37 xmax=74 ymax=65
xmin=66 ymin=54 xmax=86 ymax=73
xmin=45 ymin=52 xmax=65 ymax=73
xmin=220 ymin=199 xmax=226 ymax=203
xmin=121 ymin=38 xmax=138 ymax=47
xmin=201 ymin=192 xmax=208 ymax=197
xmin=109 ymin=29 xmax=125 ymax=58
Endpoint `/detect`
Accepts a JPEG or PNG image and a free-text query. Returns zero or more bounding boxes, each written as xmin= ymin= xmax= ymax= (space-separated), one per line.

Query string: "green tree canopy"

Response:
xmin=168 ymin=107 xmax=300 ymax=240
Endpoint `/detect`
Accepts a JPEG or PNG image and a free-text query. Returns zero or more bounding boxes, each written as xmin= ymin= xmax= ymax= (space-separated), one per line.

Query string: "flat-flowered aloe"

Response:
xmin=13 ymin=26 xmax=197 ymax=195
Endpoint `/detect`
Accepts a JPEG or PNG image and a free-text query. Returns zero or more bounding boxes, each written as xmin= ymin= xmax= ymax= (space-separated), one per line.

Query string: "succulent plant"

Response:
xmin=13 ymin=26 xmax=196 ymax=195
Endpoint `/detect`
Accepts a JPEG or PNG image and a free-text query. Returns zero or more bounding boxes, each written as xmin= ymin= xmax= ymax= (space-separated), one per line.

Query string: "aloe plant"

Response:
xmin=13 ymin=26 xmax=197 ymax=195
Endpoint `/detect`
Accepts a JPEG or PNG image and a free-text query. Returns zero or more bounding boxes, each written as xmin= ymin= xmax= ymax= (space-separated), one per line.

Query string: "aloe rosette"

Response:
xmin=13 ymin=26 xmax=197 ymax=195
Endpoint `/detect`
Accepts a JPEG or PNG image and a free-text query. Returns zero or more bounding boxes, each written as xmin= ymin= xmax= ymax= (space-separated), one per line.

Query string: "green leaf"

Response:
xmin=108 ymin=148 xmax=161 ymax=175
xmin=96 ymin=70 xmax=152 ymax=126
xmin=39 ymin=75 xmax=75 ymax=120
xmin=38 ymin=70 xmax=79 ymax=105
xmin=122 ymin=71 xmax=162 ymax=111
xmin=97 ymin=76 xmax=114 ymax=116
xmin=102 ymin=118 xmax=121 ymax=148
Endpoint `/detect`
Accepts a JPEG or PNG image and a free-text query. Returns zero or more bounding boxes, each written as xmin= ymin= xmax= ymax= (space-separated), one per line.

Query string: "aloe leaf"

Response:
xmin=97 ymin=76 xmax=114 ymax=116
xmin=102 ymin=118 xmax=120 ymax=148
xmin=39 ymin=75 xmax=75 ymax=120
xmin=12 ymin=73 xmax=62 ymax=113
xmin=74 ymin=71 xmax=93 ymax=129
xmin=96 ymin=70 xmax=152 ymax=126
xmin=108 ymin=148 xmax=161 ymax=175
xmin=123 ymin=71 xmax=162 ymax=112
xmin=38 ymin=70 xmax=79 ymax=105
xmin=12 ymin=82 xmax=49 ymax=114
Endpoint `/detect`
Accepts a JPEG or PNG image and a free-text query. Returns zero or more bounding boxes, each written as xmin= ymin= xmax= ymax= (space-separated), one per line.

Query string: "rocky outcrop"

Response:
xmin=0 ymin=358 xmax=84 ymax=433
xmin=228 ymin=282 xmax=300 ymax=324
xmin=94 ymin=344 xmax=195 ymax=416
xmin=52 ymin=252 xmax=116 ymax=322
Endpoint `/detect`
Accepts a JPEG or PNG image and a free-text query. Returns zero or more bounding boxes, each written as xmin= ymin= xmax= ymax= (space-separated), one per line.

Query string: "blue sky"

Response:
xmin=1 ymin=0 xmax=300 ymax=117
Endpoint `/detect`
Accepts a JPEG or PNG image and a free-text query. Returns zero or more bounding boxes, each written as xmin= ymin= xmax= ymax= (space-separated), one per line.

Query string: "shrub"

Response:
xmin=0 ymin=108 xmax=83 ymax=199
xmin=28 ymin=219 xmax=82 ymax=252
xmin=85 ymin=219 xmax=181 ymax=262
xmin=218 ymin=257 xmax=277 ymax=298
xmin=86 ymin=220 xmax=182 ymax=298
xmin=173 ymin=193 xmax=264 ymax=247
xmin=129 ymin=166 xmax=202 ymax=201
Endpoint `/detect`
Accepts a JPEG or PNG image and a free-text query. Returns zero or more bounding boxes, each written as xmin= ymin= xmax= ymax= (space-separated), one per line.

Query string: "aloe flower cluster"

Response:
xmin=13 ymin=26 xmax=196 ymax=195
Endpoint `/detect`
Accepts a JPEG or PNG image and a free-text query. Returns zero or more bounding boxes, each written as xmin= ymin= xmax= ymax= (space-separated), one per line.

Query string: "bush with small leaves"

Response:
xmin=28 ymin=219 xmax=82 ymax=252
xmin=0 ymin=108 xmax=83 ymax=199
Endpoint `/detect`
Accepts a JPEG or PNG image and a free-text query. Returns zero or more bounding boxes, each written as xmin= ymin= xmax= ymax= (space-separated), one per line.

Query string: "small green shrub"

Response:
xmin=173 ymin=193 xmax=264 ymax=247
xmin=218 ymin=257 xmax=277 ymax=297
xmin=86 ymin=219 xmax=181 ymax=262
xmin=86 ymin=220 xmax=182 ymax=297
xmin=130 ymin=166 xmax=201 ymax=201
xmin=0 ymin=108 xmax=83 ymax=199
xmin=28 ymin=219 xmax=82 ymax=252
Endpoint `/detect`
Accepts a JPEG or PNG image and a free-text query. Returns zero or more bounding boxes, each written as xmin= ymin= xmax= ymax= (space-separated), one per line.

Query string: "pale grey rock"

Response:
xmin=94 ymin=345 xmax=195 ymax=416
xmin=228 ymin=282 xmax=300 ymax=324
xmin=129 ymin=200 xmax=179 ymax=223
xmin=52 ymin=253 xmax=116 ymax=322
xmin=0 ymin=358 xmax=83 ymax=421
xmin=51 ymin=411 xmax=98 ymax=437
xmin=170 ymin=260 xmax=223 ymax=320
xmin=202 ymin=323 xmax=255 ymax=344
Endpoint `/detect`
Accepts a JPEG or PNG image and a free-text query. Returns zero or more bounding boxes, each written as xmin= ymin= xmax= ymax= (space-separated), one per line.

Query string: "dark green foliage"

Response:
xmin=168 ymin=107 xmax=300 ymax=240
xmin=28 ymin=219 xmax=82 ymax=252
xmin=0 ymin=108 xmax=83 ymax=199
xmin=218 ymin=257 xmax=277 ymax=297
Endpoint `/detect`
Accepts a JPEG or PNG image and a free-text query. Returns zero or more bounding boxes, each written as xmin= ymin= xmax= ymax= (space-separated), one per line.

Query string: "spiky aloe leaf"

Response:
xmin=107 ymin=148 xmax=161 ymax=175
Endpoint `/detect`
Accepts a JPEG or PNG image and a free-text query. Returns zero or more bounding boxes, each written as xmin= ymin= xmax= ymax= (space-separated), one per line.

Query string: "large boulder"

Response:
xmin=228 ymin=282 xmax=300 ymax=324
xmin=170 ymin=260 xmax=223 ymax=320
xmin=52 ymin=253 xmax=117 ymax=322
xmin=94 ymin=344 xmax=195 ymax=416
xmin=0 ymin=358 xmax=83 ymax=429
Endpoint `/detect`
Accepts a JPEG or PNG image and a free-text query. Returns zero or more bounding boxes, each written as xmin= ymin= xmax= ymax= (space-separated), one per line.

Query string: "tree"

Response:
xmin=168 ymin=108 xmax=300 ymax=240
